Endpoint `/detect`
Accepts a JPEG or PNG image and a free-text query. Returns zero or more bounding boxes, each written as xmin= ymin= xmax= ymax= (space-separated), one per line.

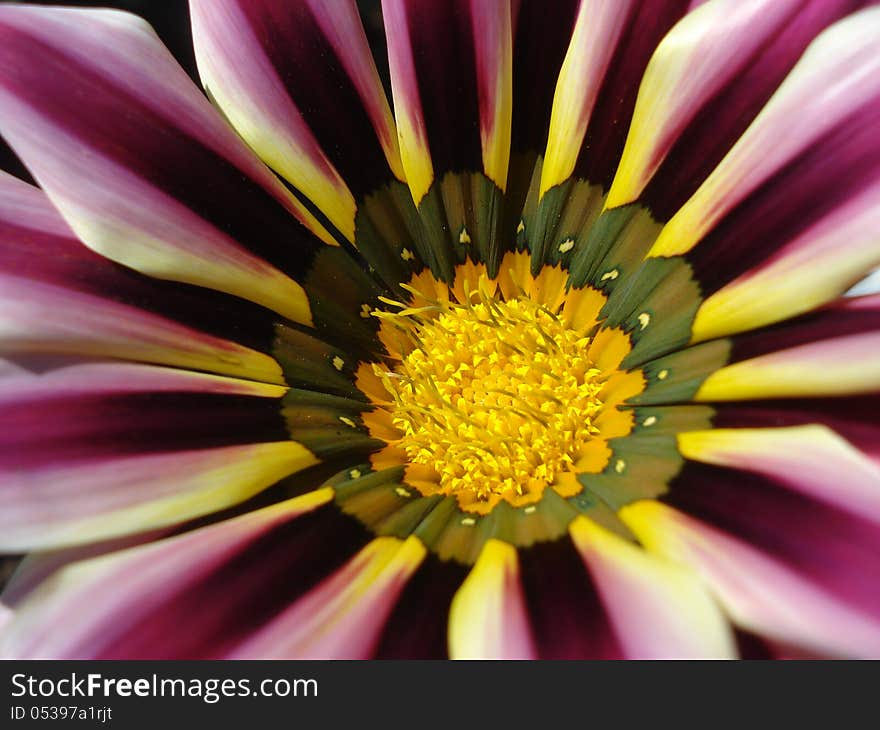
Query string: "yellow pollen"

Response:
xmin=349 ymin=469 xmax=362 ymax=479
xmin=401 ymin=248 xmax=415 ymax=261
xmin=459 ymin=228 xmax=471 ymax=244
xmin=332 ymin=356 xmax=345 ymax=371
xmin=558 ymin=238 xmax=575 ymax=253
xmin=375 ymin=292 xmax=607 ymax=509
xmin=637 ymin=312 xmax=651 ymax=330
xmin=657 ymin=369 xmax=669 ymax=380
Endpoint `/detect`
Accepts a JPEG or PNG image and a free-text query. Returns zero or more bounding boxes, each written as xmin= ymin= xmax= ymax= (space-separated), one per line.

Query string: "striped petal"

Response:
xmin=0 ymin=6 xmax=333 ymax=325
xmin=380 ymin=0 xmax=514 ymax=275
xmin=508 ymin=0 xmax=579 ymax=159
xmin=539 ymin=0 xmax=635 ymax=198
xmin=622 ymin=500 xmax=880 ymax=658
xmin=2 ymin=530 xmax=171 ymax=609
xmin=678 ymin=426 xmax=880 ymax=522
xmin=383 ymin=0 xmax=512 ymax=204
xmin=231 ymin=536 xmax=426 ymax=659
xmin=190 ymin=0 xmax=402 ymax=242
xmin=448 ymin=539 xmax=536 ymax=659
xmin=570 ymin=516 xmax=735 ymax=659
xmin=669 ymin=459 xmax=880 ymax=634
xmin=519 ymin=538 xmax=623 ymax=658
xmin=607 ymin=0 xmax=861 ymax=216
xmin=540 ymin=0 xmax=689 ymax=194
xmin=0 ymin=490 xmax=378 ymax=658
xmin=0 ymin=171 xmax=284 ymax=383
xmin=648 ymin=6 xmax=880 ymax=257
xmin=524 ymin=0 xmax=688 ymax=270
xmin=0 ymin=362 xmax=319 ymax=551
xmin=713 ymin=396 xmax=880 ymax=468
xmin=697 ymin=296 xmax=880 ymax=401
xmin=501 ymin=0 xmax=580 ymax=240
xmin=373 ymin=557 xmax=468 ymax=659
xmin=691 ymin=175 xmax=880 ymax=341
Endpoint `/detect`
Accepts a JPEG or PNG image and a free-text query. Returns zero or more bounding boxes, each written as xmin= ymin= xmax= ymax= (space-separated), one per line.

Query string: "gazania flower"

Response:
xmin=0 ymin=0 xmax=878 ymax=659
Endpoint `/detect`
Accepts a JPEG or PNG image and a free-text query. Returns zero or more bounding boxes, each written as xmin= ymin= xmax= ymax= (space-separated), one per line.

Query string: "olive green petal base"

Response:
xmin=578 ymin=405 xmax=714 ymax=511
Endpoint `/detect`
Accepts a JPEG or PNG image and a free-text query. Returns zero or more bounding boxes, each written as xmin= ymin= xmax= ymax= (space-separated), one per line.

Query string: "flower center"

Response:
xmin=374 ymin=291 xmax=606 ymax=508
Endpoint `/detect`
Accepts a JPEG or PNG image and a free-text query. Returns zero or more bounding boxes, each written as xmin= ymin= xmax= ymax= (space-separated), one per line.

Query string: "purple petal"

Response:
xmin=623 ymin=498 xmax=880 ymax=658
xmin=519 ymin=537 xmax=623 ymax=659
xmin=0 ymin=171 xmax=285 ymax=381
xmin=667 ymin=463 xmax=880 ymax=637
xmin=0 ymin=6 xmax=333 ymax=324
xmin=648 ymin=6 xmax=880 ymax=257
xmin=190 ymin=0 xmax=402 ymax=241
xmin=0 ymin=493 xmax=375 ymax=658
xmin=0 ymin=362 xmax=319 ymax=550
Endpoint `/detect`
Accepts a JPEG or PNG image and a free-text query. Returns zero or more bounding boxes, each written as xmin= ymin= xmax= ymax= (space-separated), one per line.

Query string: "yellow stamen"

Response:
xmin=373 ymin=293 xmax=611 ymax=509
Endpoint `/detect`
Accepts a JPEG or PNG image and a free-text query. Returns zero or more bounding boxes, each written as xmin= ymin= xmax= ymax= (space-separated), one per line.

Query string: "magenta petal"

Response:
xmin=571 ymin=0 xmax=689 ymax=189
xmin=689 ymin=98 xmax=880 ymax=297
xmin=666 ymin=463 xmax=880 ymax=625
xmin=0 ymin=494 xmax=374 ymax=659
xmin=0 ymin=171 xmax=284 ymax=381
xmin=230 ymin=536 xmax=425 ymax=659
xmin=639 ymin=0 xmax=867 ymax=219
xmin=0 ymin=363 xmax=287 ymax=468
xmin=0 ymin=6 xmax=331 ymax=323
xmin=509 ymin=0 xmax=579 ymax=156
xmin=383 ymin=0 xmax=488 ymax=184
xmin=649 ymin=7 xmax=880 ymax=258
xmin=518 ymin=538 xmax=623 ymax=659
xmin=0 ymin=362 xmax=320 ymax=550
xmin=190 ymin=0 xmax=402 ymax=241
xmin=374 ymin=557 xmax=467 ymax=659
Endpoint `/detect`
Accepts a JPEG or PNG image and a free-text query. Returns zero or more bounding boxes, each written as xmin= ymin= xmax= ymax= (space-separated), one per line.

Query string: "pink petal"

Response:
xmin=571 ymin=516 xmax=735 ymax=659
xmin=697 ymin=302 xmax=880 ymax=400
xmin=0 ymin=6 xmax=333 ymax=324
xmin=231 ymin=536 xmax=426 ymax=659
xmin=382 ymin=0 xmax=513 ymax=204
xmin=0 ymin=490 xmax=374 ymax=658
xmin=0 ymin=171 xmax=285 ymax=382
xmin=190 ymin=0 xmax=402 ymax=241
xmin=623 ymin=499 xmax=880 ymax=658
xmin=0 ymin=361 xmax=320 ymax=550
xmin=609 ymin=0 xmax=860 ymax=215
xmin=692 ymin=174 xmax=880 ymax=340
xmin=649 ymin=6 xmax=880 ymax=257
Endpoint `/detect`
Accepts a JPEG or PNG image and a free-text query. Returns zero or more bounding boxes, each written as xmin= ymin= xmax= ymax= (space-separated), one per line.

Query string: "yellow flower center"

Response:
xmin=373 ymin=292 xmax=606 ymax=508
